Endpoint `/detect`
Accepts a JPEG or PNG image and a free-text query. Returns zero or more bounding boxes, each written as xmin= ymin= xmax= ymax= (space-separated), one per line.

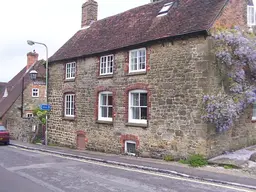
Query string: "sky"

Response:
xmin=0 ymin=0 xmax=149 ymax=82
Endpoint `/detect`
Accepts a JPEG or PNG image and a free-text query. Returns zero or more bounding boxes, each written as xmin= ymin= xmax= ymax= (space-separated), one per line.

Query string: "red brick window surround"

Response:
xmin=129 ymin=48 xmax=146 ymax=73
xmin=65 ymin=62 xmax=76 ymax=80
xmin=95 ymin=87 xmax=116 ymax=122
xmin=124 ymin=83 xmax=151 ymax=125
xmin=120 ymin=134 xmax=140 ymax=154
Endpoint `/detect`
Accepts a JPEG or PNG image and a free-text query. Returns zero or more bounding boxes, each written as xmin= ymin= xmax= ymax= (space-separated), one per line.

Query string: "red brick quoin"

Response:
xmin=94 ymin=86 xmax=116 ymax=121
xmin=120 ymin=134 xmax=140 ymax=152
xmin=124 ymin=83 xmax=151 ymax=122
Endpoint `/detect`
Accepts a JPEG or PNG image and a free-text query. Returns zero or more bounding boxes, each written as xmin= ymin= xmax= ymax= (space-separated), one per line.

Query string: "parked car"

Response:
xmin=0 ymin=125 xmax=10 ymax=145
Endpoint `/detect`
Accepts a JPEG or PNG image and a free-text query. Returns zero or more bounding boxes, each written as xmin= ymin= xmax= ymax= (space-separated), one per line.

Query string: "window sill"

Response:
xmin=62 ymin=116 xmax=75 ymax=121
xmin=125 ymin=122 xmax=148 ymax=128
xmin=127 ymin=71 xmax=147 ymax=76
xmin=96 ymin=120 xmax=113 ymax=125
xmin=97 ymin=74 xmax=113 ymax=79
xmin=64 ymin=78 xmax=76 ymax=83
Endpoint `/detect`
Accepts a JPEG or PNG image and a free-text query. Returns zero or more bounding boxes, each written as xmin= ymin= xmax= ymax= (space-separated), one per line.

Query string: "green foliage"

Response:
xmin=33 ymin=107 xmax=48 ymax=125
xmin=179 ymin=154 xmax=208 ymax=167
xmin=178 ymin=159 xmax=188 ymax=164
xmin=223 ymin=164 xmax=236 ymax=169
xmin=163 ymin=155 xmax=174 ymax=162
xmin=187 ymin=154 xmax=208 ymax=167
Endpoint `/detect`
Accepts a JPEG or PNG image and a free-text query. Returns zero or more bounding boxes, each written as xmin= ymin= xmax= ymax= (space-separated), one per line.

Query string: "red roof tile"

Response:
xmin=49 ymin=0 xmax=228 ymax=62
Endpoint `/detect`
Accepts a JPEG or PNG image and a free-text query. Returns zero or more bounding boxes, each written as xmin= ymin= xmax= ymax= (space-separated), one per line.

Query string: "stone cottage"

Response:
xmin=0 ymin=52 xmax=46 ymax=142
xmin=48 ymin=0 xmax=256 ymax=158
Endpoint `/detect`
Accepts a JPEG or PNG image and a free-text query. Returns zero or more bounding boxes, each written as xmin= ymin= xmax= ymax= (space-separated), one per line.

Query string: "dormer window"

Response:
xmin=247 ymin=5 xmax=256 ymax=26
xmin=158 ymin=2 xmax=173 ymax=17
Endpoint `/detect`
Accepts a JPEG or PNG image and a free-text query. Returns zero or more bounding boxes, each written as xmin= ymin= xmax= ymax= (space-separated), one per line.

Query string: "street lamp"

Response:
xmin=27 ymin=40 xmax=49 ymax=146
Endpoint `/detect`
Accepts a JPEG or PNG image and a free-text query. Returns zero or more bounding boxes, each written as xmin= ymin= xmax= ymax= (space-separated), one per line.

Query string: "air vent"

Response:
xmin=158 ymin=2 xmax=173 ymax=17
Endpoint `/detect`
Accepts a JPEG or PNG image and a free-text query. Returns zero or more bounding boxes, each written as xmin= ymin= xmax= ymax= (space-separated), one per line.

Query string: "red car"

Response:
xmin=0 ymin=125 xmax=10 ymax=145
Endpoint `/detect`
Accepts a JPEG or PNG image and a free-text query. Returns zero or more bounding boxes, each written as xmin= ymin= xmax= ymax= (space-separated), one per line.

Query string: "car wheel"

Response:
xmin=4 ymin=141 xmax=9 ymax=145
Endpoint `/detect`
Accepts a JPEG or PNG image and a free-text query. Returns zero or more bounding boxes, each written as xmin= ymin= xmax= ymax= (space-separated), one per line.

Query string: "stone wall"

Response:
xmin=48 ymin=34 xmax=256 ymax=158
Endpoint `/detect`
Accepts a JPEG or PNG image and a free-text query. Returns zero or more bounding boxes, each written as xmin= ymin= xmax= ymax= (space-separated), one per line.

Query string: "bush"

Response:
xmin=187 ymin=154 xmax=208 ymax=167
xmin=163 ymin=155 xmax=174 ymax=162
xmin=179 ymin=154 xmax=208 ymax=167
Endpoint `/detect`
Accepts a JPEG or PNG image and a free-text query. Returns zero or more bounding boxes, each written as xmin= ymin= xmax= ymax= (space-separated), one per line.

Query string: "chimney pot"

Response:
xmin=81 ymin=0 xmax=98 ymax=28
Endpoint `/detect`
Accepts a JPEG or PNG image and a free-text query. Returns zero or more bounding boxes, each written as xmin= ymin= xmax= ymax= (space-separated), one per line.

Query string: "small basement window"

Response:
xmin=158 ymin=2 xmax=173 ymax=17
xmin=125 ymin=140 xmax=136 ymax=155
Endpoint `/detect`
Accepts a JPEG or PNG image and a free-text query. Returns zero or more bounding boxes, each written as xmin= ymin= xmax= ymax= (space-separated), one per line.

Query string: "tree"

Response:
xmin=33 ymin=107 xmax=48 ymax=125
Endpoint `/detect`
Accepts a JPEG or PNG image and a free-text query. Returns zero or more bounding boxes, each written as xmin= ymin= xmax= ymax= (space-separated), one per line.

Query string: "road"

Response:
xmin=0 ymin=145 xmax=253 ymax=192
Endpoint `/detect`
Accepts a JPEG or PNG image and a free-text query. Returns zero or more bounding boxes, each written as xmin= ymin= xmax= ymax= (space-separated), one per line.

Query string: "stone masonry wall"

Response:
xmin=48 ymin=34 xmax=256 ymax=158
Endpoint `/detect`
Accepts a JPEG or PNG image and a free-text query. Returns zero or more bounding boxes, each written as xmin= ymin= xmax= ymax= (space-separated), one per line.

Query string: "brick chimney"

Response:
xmin=81 ymin=0 xmax=98 ymax=28
xmin=27 ymin=51 xmax=38 ymax=70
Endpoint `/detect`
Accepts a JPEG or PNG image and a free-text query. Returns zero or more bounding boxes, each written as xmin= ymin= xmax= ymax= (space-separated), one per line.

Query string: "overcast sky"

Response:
xmin=0 ymin=0 xmax=149 ymax=82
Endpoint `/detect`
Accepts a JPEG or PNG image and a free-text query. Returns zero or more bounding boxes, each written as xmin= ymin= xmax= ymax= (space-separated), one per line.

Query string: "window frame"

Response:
xmin=65 ymin=62 xmax=76 ymax=80
xmin=26 ymin=113 xmax=33 ymax=118
xmin=100 ymin=55 xmax=114 ymax=76
xmin=129 ymin=48 xmax=146 ymax=73
xmin=64 ymin=93 xmax=75 ymax=117
xmin=252 ymin=103 xmax=256 ymax=121
xmin=247 ymin=5 xmax=256 ymax=26
xmin=98 ymin=91 xmax=113 ymax=121
xmin=128 ymin=89 xmax=148 ymax=124
xmin=158 ymin=2 xmax=174 ymax=17
xmin=124 ymin=140 xmax=136 ymax=155
xmin=32 ymin=88 xmax=39 ymax=97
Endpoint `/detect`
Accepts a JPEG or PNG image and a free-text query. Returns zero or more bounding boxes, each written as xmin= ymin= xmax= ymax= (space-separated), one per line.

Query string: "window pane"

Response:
xmin=141 ymin=107 xmax=147 ymax=120
xmin=108 ymin=107 xmax=113 ymax=118
xmin=140 ymin=93 xmax=147 ymax=106
xmin=132 ymin=107 xmax=140 ymax=119
xmin=126 ymin=143 xmax=136 ymax=153
xmin=108 ymin=95 xmax=113 ymax=106
xmin=101 ymin=107 xmax=108 ymax=117
xmin=253 ymin=103 xmax=256 ymax=120
xmin=101 ymin=94 xmax=107 ymax=105
xmin=131 ymin=93 xmax=139 ymax=106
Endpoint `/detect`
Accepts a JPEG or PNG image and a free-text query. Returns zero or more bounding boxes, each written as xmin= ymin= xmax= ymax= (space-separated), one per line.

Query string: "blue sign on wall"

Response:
xmin=40 ymin=104 xmax=51 ymax=111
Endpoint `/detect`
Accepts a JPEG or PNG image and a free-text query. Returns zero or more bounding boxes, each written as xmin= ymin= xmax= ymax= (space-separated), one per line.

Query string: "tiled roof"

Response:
xmin=0 ymin=60 xmax=45 ymax=118
xmin=49 ymin=0 xmax=228 ymax=62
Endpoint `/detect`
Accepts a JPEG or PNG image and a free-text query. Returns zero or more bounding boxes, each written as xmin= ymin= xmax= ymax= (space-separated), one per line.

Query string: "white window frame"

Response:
xmin=98 ymin=91 xmax=113 ymax=121
xmin=247 ymin=5 xmax=256 ymax=26
xmin=129 ymin=48 xmax=146 ymax=73
xmin=158 ymin=2 xmax=174 ymax=17
xmin=128 ymin=90 xmax=148 ymax=124
xmin=64 ymin=94 xmax=75 ymax=117
xmin=100 ymin=55 xmax=114 ymax=75
xmin=125 ymin=140 xmax=136 ymax=155
xmin=252 ymin=103 xmax=256 ymax=121
xmin=66 ymin=62 xmax=76 ymax=79
xmin=32 ymin=88 xmax=39 ymax=97
xmin=26 ymin=113 xmax=33 ymax=118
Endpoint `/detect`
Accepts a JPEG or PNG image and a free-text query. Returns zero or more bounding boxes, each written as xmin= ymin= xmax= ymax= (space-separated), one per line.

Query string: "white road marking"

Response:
xmin=8 ymin=146 xmax=255 ymax=192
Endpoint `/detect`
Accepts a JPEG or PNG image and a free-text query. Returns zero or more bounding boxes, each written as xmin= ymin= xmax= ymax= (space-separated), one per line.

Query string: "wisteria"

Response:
xmin=202 ymin=28 xmax=256 ymax=132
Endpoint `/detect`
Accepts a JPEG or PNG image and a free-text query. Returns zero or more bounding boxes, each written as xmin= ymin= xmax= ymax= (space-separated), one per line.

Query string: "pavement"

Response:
xmin=209 ymin=145 xmax=256 ymax=175
xmin=0 ymin=144 xmax=254 ymax=192
xmin=8 ymin=140 xmax=256 ymax=191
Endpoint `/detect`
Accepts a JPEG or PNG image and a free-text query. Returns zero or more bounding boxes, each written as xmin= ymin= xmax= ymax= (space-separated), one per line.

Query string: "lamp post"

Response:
xmin=27 ymin=40 xmax=49 ymax=146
